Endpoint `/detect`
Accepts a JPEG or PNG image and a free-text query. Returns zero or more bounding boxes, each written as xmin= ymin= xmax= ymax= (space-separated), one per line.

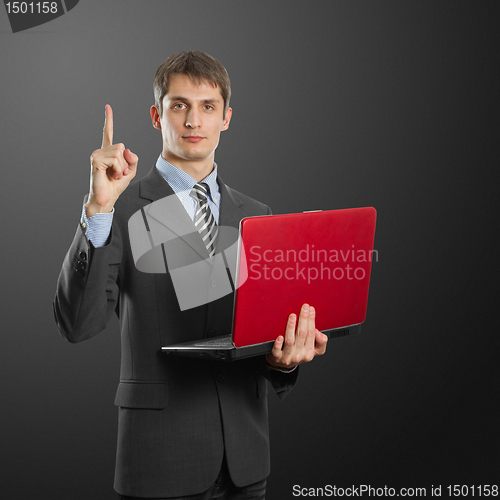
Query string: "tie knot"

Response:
xmin=190 ymin=182 xmax=209 ymax=203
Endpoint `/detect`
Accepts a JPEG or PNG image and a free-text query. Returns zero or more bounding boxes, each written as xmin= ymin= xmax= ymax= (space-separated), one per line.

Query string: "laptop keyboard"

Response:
xmin=193 ymin=337 xmax=233 ymax=347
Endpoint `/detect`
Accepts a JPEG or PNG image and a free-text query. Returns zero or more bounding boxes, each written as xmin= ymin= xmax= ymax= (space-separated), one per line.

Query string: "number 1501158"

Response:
xmin=5 ymin=2 xmax=59 ymax=14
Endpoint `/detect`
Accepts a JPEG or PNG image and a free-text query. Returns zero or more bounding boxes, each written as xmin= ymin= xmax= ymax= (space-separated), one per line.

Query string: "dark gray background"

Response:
xmin=1 ymin=1 xmax=498 ymax=498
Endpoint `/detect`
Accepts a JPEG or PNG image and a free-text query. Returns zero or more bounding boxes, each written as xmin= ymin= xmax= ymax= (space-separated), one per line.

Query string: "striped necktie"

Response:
xmin=190 ymin=182 xmax=218 ymax=257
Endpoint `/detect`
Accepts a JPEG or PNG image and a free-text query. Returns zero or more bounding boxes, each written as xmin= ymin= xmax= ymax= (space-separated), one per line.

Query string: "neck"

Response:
xmin=162 ymin=152 xmax=215 ymax=182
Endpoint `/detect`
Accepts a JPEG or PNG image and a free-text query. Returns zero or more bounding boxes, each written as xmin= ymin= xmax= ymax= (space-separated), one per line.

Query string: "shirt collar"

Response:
xmin=155 ymin=154 xmax=220 ymax=203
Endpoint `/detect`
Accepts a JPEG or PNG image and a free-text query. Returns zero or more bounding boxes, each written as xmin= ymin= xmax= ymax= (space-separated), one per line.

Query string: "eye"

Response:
xmin=173 ymin=103 xmax=186 ymax=110
xmin=203 ymin=105 xmax=214 ymax=111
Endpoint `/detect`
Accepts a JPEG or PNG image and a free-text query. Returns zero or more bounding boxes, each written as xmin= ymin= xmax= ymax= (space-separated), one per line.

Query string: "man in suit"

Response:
xmin=54 ymin=51 xmax=328 ymax=499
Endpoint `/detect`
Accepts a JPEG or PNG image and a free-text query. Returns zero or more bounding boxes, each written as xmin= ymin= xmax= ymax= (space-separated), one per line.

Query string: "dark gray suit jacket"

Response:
xmin=53 ymin=165 xmax=298 ymax=498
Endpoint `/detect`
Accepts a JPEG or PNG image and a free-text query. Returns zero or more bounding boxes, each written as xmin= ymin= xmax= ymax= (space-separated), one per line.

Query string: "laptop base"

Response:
xmin=161 ymin=324 xmax=362 ymax=361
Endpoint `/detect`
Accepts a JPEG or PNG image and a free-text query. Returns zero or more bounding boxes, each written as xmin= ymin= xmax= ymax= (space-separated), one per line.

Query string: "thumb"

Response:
xmin=315 ymin=329 xmax=328 ymax=344
xmin=124 ymin=149 xmax=138 ymax=172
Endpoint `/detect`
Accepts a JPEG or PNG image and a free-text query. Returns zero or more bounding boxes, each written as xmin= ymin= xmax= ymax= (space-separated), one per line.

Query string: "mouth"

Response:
xmin=183 ymin=136 xmax=204 ymax=143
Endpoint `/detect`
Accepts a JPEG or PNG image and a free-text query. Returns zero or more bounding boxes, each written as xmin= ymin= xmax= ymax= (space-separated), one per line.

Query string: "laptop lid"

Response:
xmin=231 ymin=207 xmax=377 ymax=347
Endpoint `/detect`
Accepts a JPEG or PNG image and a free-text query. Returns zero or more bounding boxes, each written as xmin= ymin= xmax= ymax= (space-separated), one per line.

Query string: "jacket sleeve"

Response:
xmin=251 ymin=350 xmax=299 ymax=401
xmin=53 ymin=220 xmax=122 ymax=343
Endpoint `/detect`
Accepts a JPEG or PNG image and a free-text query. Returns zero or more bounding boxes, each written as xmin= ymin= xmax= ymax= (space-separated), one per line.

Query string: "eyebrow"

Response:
xmin=169 ymin=96 xmax=221 ymax=104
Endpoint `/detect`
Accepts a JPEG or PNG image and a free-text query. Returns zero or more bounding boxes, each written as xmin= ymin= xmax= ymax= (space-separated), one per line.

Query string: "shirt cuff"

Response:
xmin=81 ymin=205 xmax=114 ymax=248
xmin=266 ymin=360 xmax=299 ymax=374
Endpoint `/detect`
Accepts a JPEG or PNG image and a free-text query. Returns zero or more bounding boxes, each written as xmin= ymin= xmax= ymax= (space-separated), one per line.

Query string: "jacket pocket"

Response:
xmin=114 ymin=381 xmax=169 ymax=409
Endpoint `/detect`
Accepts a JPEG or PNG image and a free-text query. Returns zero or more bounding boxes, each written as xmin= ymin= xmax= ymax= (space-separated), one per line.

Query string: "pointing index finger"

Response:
xmin=102 ymin=104 xmax=113 ymax=148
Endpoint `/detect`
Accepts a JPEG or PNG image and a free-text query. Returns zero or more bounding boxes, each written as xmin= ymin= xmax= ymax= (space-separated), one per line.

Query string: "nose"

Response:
xmin=185 ymin=107 xmax=201 ymax=128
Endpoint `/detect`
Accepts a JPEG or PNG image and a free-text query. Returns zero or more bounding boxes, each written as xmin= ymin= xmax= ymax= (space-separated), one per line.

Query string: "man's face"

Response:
xmin=151 ymin=73 xmax=232 ymax=170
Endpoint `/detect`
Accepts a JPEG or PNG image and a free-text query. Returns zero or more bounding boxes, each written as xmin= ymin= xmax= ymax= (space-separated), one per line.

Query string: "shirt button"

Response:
xmin=210 ymin=279 xmax=217 ymax=288
xmin=217 ymin=374 xmax=224 ymax=382
xmin=81 ymin=222 xmax=87 ymax=229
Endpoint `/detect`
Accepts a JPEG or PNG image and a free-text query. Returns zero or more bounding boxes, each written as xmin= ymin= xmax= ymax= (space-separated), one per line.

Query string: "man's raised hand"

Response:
xmin=85 ymin=105 xmax=138 ymax=216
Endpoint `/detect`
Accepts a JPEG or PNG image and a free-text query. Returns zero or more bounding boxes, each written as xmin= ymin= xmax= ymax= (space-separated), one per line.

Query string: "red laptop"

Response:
xmin=161 ymin=207 xmax=377 ymax=360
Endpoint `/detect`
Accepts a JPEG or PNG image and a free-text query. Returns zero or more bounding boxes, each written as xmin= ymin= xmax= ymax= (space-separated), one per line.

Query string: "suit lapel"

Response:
xmin=216 ymin=176 xmax=246 ymax=255
xmin=139 ymin=165 xmax=208 ymax=260
xmin=217 ymin=176 xmax=245 ymax=229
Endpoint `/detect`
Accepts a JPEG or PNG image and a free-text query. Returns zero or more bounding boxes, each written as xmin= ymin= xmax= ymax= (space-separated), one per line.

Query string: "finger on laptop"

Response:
xmin=295 ymin=303 xmax=311 ymax=351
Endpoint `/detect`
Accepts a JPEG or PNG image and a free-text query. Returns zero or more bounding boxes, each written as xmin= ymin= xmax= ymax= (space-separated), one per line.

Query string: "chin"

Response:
xmin=182 ymin=148 xmax=213 ymax=161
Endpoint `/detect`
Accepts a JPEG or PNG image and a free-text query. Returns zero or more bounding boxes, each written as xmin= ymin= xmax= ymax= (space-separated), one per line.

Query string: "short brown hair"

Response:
xmin=154 ymin=51 xmax=231 ymax=116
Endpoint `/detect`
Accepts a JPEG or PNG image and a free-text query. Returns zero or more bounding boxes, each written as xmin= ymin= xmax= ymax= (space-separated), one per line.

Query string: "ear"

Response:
xmin=150 ymin=105 xmax=161 ymax=130
xmin=221 ymin=107 xmax=232 ymax=131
